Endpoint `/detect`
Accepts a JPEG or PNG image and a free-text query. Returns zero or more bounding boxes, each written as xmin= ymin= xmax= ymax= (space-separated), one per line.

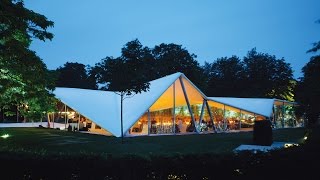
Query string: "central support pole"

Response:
xmin=223 ymin=105 xmax=226 ymax=131
xmin=121 ymin=93 xmax=124 ymax=143
xmin=272 ymin=105 xmax=276 ymax=128
xmin=52 ymin=113 xmax=55 ymax=128
xmin=47 ymin=113 xmax=50 ymax=128
xmin=205 ymin=100 xmax=216 ymax=132
xmin=173 ymin=82 xmax=176 ymax=134
xmin=199 ymin=99 xmax=206 ymax=126
xmin=179 ymin=77 xmax=199 ymax=133
xmin=64 ymin=104 xmax=67 ymax=131
xmin=77 ymin=113 xmax=80 ymax=131
xmin=16 ymin=106 xmax=19 ymax=123
xmin=148 ymin=109 xmax=151 ymax=135
xmin=281 ymin=101 xmax=285 ymax=128
xmin=239 ymin=110 xmax=242 ymax=130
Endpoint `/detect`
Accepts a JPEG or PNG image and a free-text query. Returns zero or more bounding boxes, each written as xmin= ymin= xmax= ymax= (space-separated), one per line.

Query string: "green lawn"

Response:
xmin=0 ymin=127 xmax=306 ymax=158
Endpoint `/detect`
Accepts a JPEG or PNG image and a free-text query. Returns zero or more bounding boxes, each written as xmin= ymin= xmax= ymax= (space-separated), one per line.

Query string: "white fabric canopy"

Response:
xmin=207 ymin=97 xmax=275 ymax=117
xmin=53 ymin=88 xmax=121 ymax=136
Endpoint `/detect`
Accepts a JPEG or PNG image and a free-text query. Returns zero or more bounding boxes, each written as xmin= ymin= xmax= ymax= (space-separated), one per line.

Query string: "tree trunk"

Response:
xmin=121 ymin=93 xmax=124 ymax=144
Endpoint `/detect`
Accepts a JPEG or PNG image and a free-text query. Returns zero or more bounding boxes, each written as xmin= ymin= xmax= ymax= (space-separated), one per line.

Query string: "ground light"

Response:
xmin=1 ymin=134 xmax=10 ymax=139
xmin=303 ymin=136 xmax=308 ymax=140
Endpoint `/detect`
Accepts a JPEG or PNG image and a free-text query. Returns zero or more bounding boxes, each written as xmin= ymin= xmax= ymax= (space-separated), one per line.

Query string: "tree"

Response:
xmin=295 ymin=55 xmax=320 ymax=126
xmin=307 ymin=19 xmax=320 ymax=53
xmin=152 ymin=43 xmax=205 ymax=89
xmin=296 ymin=19 xmax=320 ymax=126
xmin=94 ymin=39 xmax=150 ymax=142
xmin=205 ymin=56 xmax=245 ymax=97
xmin=0 ymin=0 xmax=55 ymax=121
xmin=242 ymin=48 xmax=295 ymax=100
xmin=55 ymin=62 xmax=97 ymax=89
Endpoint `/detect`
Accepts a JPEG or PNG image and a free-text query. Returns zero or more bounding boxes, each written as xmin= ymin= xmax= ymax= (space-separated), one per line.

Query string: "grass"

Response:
xmin=0 ymin=127 xmax=306 ymax=158
xmin=0 ymin=127 xmax=317 ymax=179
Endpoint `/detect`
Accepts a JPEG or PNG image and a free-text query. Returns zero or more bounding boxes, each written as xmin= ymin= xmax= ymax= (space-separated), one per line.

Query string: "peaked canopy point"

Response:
xmin=53 ymin=72 xmax=303 ymax=137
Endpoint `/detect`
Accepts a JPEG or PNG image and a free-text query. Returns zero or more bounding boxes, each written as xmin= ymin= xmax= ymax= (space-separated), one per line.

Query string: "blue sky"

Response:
xmin=25 ymin=0 xmax=320 ymax=78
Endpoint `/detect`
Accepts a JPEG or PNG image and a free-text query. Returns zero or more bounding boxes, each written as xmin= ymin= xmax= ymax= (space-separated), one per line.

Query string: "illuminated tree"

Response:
xmin=0 ymin=0 xmax=55 ymax=121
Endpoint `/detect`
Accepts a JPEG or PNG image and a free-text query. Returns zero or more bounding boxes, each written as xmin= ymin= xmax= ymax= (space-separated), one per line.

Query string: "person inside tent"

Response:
xmin=186 ymin=119 xmax=195 ymax=132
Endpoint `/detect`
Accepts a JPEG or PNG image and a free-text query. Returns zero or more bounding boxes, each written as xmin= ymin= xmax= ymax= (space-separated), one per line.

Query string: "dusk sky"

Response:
xmin=25 ymin=0 xmax=320 ymax=78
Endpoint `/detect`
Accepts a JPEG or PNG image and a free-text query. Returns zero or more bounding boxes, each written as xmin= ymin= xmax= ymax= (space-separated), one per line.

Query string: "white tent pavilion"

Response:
xmin=53 ymin=72 xmax=302 ymax=137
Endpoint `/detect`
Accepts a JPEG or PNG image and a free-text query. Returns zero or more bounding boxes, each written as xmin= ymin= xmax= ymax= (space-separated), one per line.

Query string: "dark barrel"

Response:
xmin=253 ymin=120 xmax=273 ymax=146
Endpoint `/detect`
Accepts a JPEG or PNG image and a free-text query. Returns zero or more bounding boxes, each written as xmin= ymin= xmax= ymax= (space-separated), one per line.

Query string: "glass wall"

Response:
xmin=240 ymin=110 xmax=255 ymax=130
xmin=273 ymin=102 xmax=298 ymax=128
xmin=208 ymin=101 xmax=225 ymax=132
xmin=191 ymin=104 xmax=201 ymax=124
xmin=225 ymin=105 xmax=241 ymax=131
xmin=175 ymin=105 xmax=195 ymax=133
xmin=283 ymin=105 xmax=297 ymax=128
xmin=150 ymin=108 xmax=174 ymax=134
xmin=193 ymin=103 xmax=214 ymax=133
xmin=207 ymin=101 xmax=265 ymax=131
xmin=128 ymin=112 xmax=149 ymax=135
xmin=273 ymin=104 xmax=283 ymax=128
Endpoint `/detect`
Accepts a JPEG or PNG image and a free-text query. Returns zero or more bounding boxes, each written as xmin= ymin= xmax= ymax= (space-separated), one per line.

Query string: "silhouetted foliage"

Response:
xmin=242 ymin=48 xmax=295 ymax=100
xmin=93 ymin=39 xmax=206 ymax=93
xmin=205 ymin=48 xmax=295 ymax=100
xmin=0 ymin=0 xmax=56 ymax=121
xmin=306 ymin=19 xmax=320 ymax=53
xmin=152 ymin=43 xmax=206 ymax=89
xmin=295 ymin=55 xmax=320 ymax=126
xmin=55 ymin=62 xmax=97 ymax=89
xmin=295 ymin=19 xmax=320 ymax=126
xmin=206 ymin=56 xmax=245 ymax=96
xmin=94 ymin=39 xmax=150 ymax=94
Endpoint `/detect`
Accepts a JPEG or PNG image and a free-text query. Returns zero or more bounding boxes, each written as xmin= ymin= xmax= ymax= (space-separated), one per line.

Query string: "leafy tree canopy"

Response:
xmin=0 ymin=0 xmax=55 ymax=121
xmin=152 ymin=43 xmax=205 ymax=89
xmin=243 ymin=48 xmax=295 ymax=100
xmin=93 ymin=39 xmax=150 ymax=95
xmin=296 ymin=55 xmax=320 ymax=126
xmin=206 ymin=56 xmax=245 ymax=97
xmin=55 ymin=62 xmax=97 ymax=89
xmin=205 ymin=48 xmax=295 ymax=101
xmin=93 ymin=39 xmax=206 ymax=94
xmin=296 ymin=20 xmax=320 ymax=126
xmin=306 ymin=19 xmax=320 ymax=53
